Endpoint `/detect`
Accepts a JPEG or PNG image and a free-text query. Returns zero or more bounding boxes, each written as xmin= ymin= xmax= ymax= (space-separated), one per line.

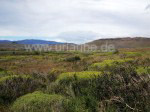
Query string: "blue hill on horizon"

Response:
xmin=0 ymin=39 xmax=65 ymax=44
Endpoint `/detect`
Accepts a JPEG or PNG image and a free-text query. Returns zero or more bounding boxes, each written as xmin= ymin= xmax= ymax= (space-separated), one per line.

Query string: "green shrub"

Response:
xmin=57 ymin=71 xmax=101 ymax=83
xmin=95 ymin=65 xmax=150 ymax=112
xmin=11 ymin=91 xmax=66 ymax=112
xmin=64 ymin=97 xmax=95 ymax=112
xmin=31 ymin=73 xmax=47 ymax=84
xmin=90 ymin=59 xmax=133 ymax=71
xmin=136 ymin=67 xmax=150 ymax=75
xmin=55 ymin=71 xmax=102 ymax=99
xmin=0 ymin=75 xmax=43 ymax=103
xmin=0 ymin=71 xmax=7 ymax=78
xmin=98 ymin=52 xmax=114 ymax=56
xmin=0 ymin=69 xmax=13 ymax=78
xmin=124 ymin=52 xmax=142 ymax=58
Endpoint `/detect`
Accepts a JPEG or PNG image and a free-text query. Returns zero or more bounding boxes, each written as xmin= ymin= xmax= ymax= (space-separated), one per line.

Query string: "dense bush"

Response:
xmin=57 ymin=71 xmax=101 ymax=83
xmin=90 ymin=59 xmax=133 ymax=71
xmin=0 ymin=75 xmax=43 ymax=103
xmin=51 ymin=71 xmax=101 ymax=98
xmin=11 ymin=91 xmax=66 ymax=112
xmin=64 ymin=96 xmax=98 ymax=112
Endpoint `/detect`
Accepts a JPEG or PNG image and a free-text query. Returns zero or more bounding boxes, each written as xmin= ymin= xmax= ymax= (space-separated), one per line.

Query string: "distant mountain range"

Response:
xmin=1 ymin=37 xmax=150 ymax=50
xmin=0 ymin=39 xmax=64 ymax=44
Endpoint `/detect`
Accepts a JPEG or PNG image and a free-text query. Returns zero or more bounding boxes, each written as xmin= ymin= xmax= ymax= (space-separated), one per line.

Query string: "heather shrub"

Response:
xmin=31 ymin=72 xmax=47 ymax=84
xmin=0 ymin=75 xmax=43 ymax=103
xmin=11 ymin=91 xmax=66 ymax=112
xmin=94 ymin=64 xmax=150 ymax=112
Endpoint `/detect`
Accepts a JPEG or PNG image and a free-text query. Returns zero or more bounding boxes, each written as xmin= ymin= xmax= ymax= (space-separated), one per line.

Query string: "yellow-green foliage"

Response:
xmin=11 ymin=91 xmax=65 ymax=112
xmin=57 ymin=71 xmax=101 ymax=82
xmin=0 ymin=71 xmax=6 ymax=78
xmin=0 ymin=75 xmax=30 ymax=83
xmin=136 ymin=67 xmax=150 ymax=75
xmin=124 ymin=52 xmax=142 ymax=57
xmin=47 ymin=68 xmax=66 ymax=82
xmin=0 ymin=56 xmax=27 ymax=61
xmin=99 ymin=52 xmax=114 ymax=56
xmin=0 ymin=68 xmax=13 ymax=79
xmin=90 ymin=59 xmax=133 ymax=71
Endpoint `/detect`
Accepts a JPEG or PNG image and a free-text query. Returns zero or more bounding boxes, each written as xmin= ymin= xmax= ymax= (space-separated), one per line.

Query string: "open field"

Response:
xmin=0 ymin=48 xmax=150 ymax=112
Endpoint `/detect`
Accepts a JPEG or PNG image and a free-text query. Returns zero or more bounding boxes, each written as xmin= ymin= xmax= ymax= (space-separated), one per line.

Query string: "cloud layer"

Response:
xmin=0 ymin=0 xmax=150 ymax=43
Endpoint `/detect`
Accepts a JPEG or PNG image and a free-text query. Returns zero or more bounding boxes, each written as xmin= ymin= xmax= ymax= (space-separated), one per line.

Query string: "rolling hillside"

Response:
xmin=87 ymin=37 xmax=150 ymax=48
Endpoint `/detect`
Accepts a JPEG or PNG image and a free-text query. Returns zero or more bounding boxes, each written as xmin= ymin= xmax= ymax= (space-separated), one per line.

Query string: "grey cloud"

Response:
xmin=145 ymin=4 xmax=150 ymax=10
xmin=55 ymin=31 xmax=101 ymax=44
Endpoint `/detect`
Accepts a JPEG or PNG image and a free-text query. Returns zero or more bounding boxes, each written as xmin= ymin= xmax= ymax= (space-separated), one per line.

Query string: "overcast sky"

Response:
xmin=0 ymin=0 xmax=150 ymax=43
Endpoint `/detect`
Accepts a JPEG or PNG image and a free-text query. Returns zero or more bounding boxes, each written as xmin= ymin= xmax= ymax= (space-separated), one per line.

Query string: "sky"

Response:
xmin=0 ymin=0 xmax=150 ymax=44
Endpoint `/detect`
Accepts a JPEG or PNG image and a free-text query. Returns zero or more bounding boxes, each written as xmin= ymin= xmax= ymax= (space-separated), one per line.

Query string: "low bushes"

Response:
xmin=95 ymin=65 xmax=150 ymax=111
xmin=0 ymin=75 xmax=43 ymax=103
xmin=55 ymin=65 xmax=150 ymax=111
xmin=64 ymin=56 xmax=81 ymax=62
xmin=90 ymin=59 xmax=133 ymax=71
xmin=11 ymin=91 xmax=66 ymax=112
xmin=64 ymin=96 xmax=98 ymax=112
xmin=0 ymin=69 xmax=13 ymax=78
xmin=123 ymin=52 xmax=142 ymax=58
xmin=54 ymin=72 xmax=102 ymax=104
xmin=11 ymin=91 xmax=96 ymax=112
xmin=57 ymin=71 xmax=101 ymax=83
